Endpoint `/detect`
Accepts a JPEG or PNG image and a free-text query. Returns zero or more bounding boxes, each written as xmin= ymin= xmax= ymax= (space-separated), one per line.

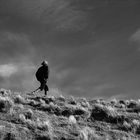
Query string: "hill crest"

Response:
xmin=0 ymin=89 xmax=139 ymax=140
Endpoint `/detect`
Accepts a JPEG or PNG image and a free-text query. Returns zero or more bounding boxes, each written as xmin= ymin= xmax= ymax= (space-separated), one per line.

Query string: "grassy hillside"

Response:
xmin=0 ymin=89 xmax=140 ymax=140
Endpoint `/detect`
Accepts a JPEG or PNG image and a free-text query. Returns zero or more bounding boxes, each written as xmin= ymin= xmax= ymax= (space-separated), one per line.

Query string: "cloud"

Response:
xmin=130 ymin=29 xmax=140 ymax=43
xmin=0 ymin=64 xmax=17 ymax=77
xmin=0 ymin=0 xmax=96 ymax=49
xmin=0 ymin=0 xmax=91 ymax=33
xmin=0 ymin=31 xmax=36 ymax=63
xmin=40 ymin=0 xmax=89 ymax=32
xmin=130 ymin=29 xmax=140 ymax=51
xmin=0 ymin=31 xmax=38 ymax=91
xmin=0 ymin=62 xmax=36 ymax=92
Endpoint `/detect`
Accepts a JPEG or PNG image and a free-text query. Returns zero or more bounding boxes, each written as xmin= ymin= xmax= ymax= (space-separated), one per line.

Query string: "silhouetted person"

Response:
xmin=35 ymin=61 xmax=49 ymax=95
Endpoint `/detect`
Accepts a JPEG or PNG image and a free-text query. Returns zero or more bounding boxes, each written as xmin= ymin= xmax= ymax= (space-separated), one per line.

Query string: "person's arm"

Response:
xmin=48 ymin=67 xmax=49 ymax=79
xmin=44 ymin=66 xmax=49 ymax=81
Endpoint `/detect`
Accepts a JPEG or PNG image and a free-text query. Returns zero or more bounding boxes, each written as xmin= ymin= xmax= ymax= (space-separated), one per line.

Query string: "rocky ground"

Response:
xmin=0 ymin=89 xmax=140 ymax=140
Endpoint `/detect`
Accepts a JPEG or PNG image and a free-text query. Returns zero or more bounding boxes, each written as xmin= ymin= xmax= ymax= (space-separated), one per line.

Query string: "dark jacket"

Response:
xmin=36 ymin=65 xmax=49 ymax=82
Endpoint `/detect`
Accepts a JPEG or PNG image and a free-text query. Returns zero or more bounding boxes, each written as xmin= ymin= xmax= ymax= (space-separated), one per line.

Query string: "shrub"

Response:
xmin=0 ymin=89 xmax=11 ymax=96
xmin=95 ymin=99 xmax=101 ymax=104
xmin=125 ymin=100 xmax=130 ymax=106
xmin=19 ymin=114 xmax=35 ymax=130
xmin=132 ymin=119 xmax=140 ymax=127
xmin=41 ymin=96 xmax=55 ymax=105
xmin=119 ymin=100 xmax=126 ymax=105
xmin=131 ymin=119 xmax=140 ymax=134
xmin=36 ymin=118 xmax=51 ymax=132
xmin=35 ymin=133 xmax=52 ymax=140
xmin=90 ymin=104 xmax=106 ymax=121
xmin=98 ymin=99 xmax=106 ymax=105
xmin=61 ymin=109 xmax=72 ymax=117
xmin=104 ymin=134 xmax=112 ymax=140
xmin=74 ymin=107 xmax=87 ymax=116
xmin=121 ymin=121 xmax=132 ymax=132
xmin=14 ymin=95 xmax=25 ymax=104
xmin=0 ymin=125 xmax=5 ymax=139
xmin=24 ymin=109 xmax=34 ymax=119
xmin=79 ymin=127 xmax=101 ymax=140
xmin=27 ymin=99 xmax=40 ymax=107
xmin=120 ymin=104 xmax=126 ymax=109
xmin=49 ymin=102 xmax=62 ymax=115
xmin=16 ymin=104 xmax=24 ymax=110
xmin=26 ymin=119 xmax=36 ymax=130
xmin=80 ymin=98 xmax=91 ymax=108
xmin=90 ymin=104 xmax=121 ymax=124
xmin=61 ymin=104 xmax=89 ymax=118
xmin=127 ymin=100 xmax=137 ymax=108
xmin=110 ymin=98 xmax=118 ymax=105
xmin=3 ymin=129 xmax=20 ymax=140
xmin=40 ymin=99 xmax=46 ymax=106
xmin=19 ymin=114 xmax=26 ymax=123
xmin=68 ymin=96 xmax=77 ymax=105
xmin=4 ymin=132 xmax=16 ymax=140
xmin=48 ymin=95 xmax=55 ymax=102
xmin=57 ymin=95 xmax=65 ymax=102
xmin=0 ymin=96 xmax=13 ymax=113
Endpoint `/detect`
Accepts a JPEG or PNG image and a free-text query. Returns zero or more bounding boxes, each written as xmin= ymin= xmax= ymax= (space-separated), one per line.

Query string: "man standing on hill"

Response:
xmin=35 ymin=60 xmax=49 ymax=95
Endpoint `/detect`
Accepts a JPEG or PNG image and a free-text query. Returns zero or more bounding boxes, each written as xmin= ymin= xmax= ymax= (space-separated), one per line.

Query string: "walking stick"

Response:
xmin=27 ymin=87 xmax=40 ymax=95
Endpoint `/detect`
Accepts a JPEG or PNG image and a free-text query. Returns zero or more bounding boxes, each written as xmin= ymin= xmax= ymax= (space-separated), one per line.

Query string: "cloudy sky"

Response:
xmin=0 ymin=0 xmax=140 ymax=99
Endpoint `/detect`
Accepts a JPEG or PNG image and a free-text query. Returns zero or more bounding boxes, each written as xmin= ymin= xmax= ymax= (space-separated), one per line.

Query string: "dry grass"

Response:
xmin=0 ymin=89 xmax=139 ymax=139
xmin=79 ymin=127 xmax=102 ymax=140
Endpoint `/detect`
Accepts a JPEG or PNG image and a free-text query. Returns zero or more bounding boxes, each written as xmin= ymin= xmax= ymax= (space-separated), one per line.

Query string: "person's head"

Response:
xmin=41 ymin=60 xmax=48 ymax=66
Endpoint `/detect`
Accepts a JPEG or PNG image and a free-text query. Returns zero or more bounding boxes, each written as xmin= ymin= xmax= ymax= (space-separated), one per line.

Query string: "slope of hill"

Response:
xmin=0 ymin=89 xmax=140 ymax=140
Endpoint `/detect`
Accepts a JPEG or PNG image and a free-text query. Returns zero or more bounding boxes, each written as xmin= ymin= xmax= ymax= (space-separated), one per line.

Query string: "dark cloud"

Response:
xmin=0 ymin=0 xmax=140 ymax=98
xmin=0 ymin=0 xmax=93 ymax=31
xmin=0 ymin=31 xmax=35 ymax=63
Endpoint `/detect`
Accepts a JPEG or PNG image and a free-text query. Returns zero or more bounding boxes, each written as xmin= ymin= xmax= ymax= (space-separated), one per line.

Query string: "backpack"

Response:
xmin=36 ymin=66 xmax=49 ymax=82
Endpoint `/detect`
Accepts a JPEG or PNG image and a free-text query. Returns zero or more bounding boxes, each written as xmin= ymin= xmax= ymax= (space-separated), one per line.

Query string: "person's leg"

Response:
xmin=44 ymin=84 xmax=49 ymax=95
xmin=39 ymin=81 xmax=45 ymax=91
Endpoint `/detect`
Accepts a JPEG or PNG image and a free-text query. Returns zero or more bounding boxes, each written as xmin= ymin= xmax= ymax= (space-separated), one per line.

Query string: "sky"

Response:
xmin=0 ymin=0 xmax=140 ymax=99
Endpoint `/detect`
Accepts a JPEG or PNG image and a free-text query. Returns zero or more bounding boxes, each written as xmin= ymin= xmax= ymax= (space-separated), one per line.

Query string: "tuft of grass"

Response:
xmin=90 ymin=103 xmax=126 ymax=124
xmin=24 ymin=109 xmax=34 ymax=120
xmin=48 ymin=95 xmax=55 ymax=102
xmin=127 ymin=100 xmax=137 ymax=108
xmin=121 ymin=121 xmax=132 ymax=132
xmin=110 ymin=98 xmax=118 ymax=105
xmin=57 ymin=95 xmax=65 ymax=102
xmin=0 ymin=89 xmax=11 ymax=96
xmin=68 ymin=96 xmax=77 ymax=105
xmin=61 ymin=103 xmax=89 ymax=118
xmin=79 ymin=127 xmax=101 ymax=140
xmin=14 ymin=95 xmax=26 ymax=104
xmin=35 ymin=133 xmax=52 ymax=140
xmin=132 ymin=119 xmax=140 ymax=128
xmin=132 ymin=119 xmax=140 ymax=134
xmin=80 ymin=98 xmax=91 ymax=109
xmin=4 ymin=132 xmax=17 ymax=140
xmin=19 ymin=113 xmax=36 ymax=130
xmin=0 ymin=96 xmax=14 ymax=113
xmin=0 ymin=125 xmax=6 ymax=139
xmin=19 ymin=114 xmax=26 ymax=122
xmin=39 ymin=99 xmax=46 ymax=107
xmin=36 ymin=118 xmax=52 ymax=132
xmin=27 ymin=99 xmax=40 ymax=107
